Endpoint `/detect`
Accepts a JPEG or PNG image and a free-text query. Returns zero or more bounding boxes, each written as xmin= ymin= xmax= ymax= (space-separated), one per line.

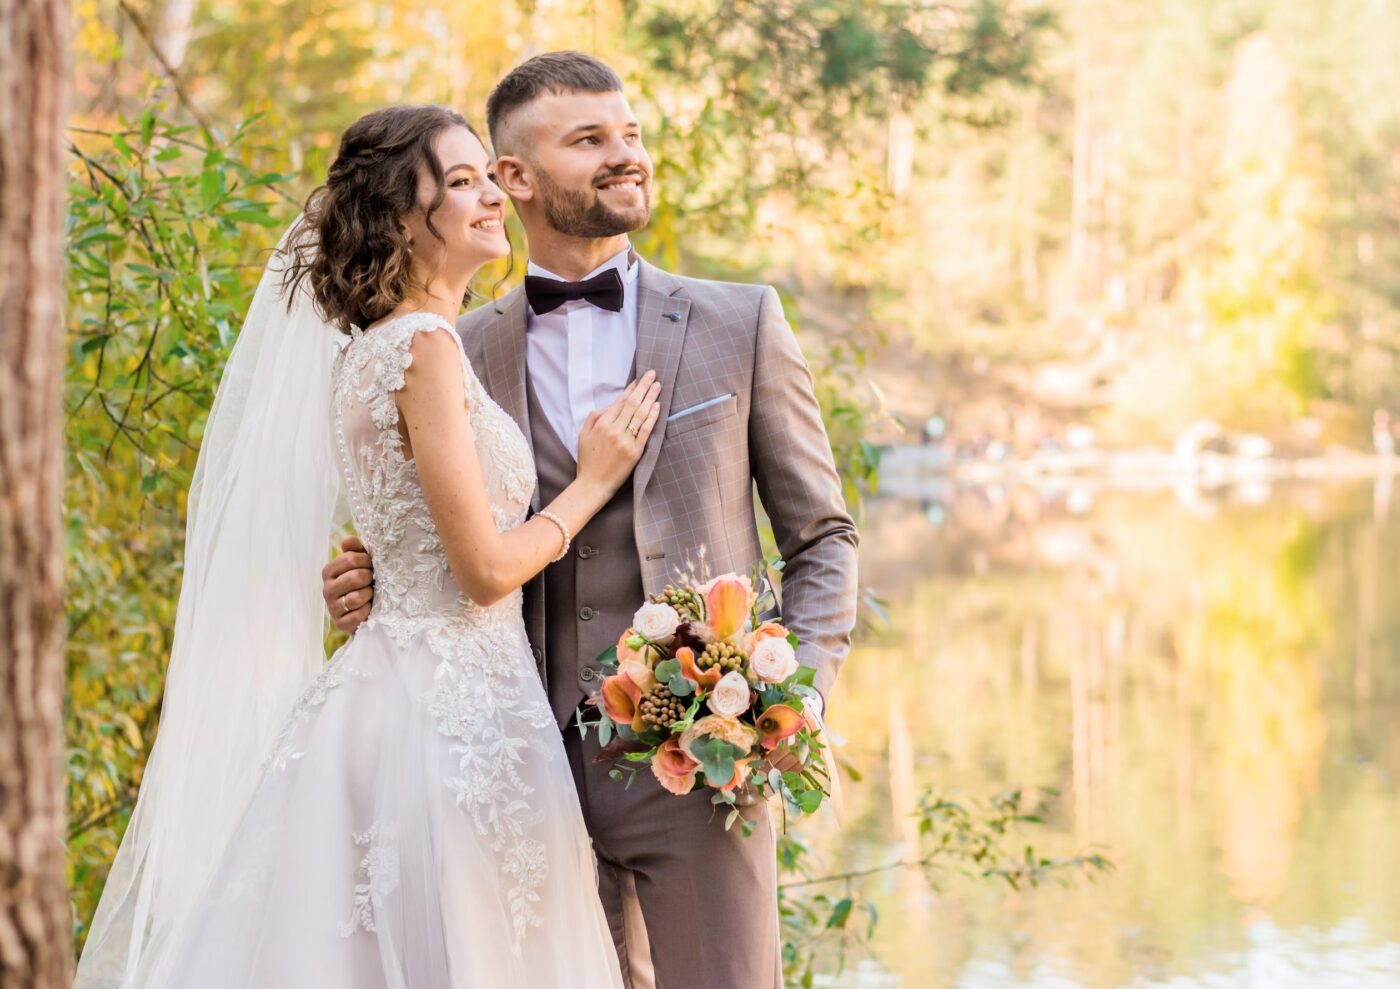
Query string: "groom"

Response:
xmin=323 ymin=51 xmax=858 ymax=988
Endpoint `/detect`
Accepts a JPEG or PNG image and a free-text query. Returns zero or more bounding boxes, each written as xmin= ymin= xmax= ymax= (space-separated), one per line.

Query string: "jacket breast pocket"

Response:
xmin=665 ymin=393 xmax=738 ymax=437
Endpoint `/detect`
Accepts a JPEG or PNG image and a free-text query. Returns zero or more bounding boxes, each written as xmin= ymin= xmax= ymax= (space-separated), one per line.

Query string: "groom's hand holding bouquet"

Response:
xmin=579 ymin=573 xmax=831 ymax=833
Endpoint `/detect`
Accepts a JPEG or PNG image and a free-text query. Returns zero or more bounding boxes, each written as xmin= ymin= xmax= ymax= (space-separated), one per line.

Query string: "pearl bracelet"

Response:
xmin=536 ymin=510 xmax=572 ymax=563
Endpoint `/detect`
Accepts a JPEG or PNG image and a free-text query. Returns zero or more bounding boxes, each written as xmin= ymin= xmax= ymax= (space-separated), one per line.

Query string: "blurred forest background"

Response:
xmin=63 ymin=0 xmax=1400 ymax=984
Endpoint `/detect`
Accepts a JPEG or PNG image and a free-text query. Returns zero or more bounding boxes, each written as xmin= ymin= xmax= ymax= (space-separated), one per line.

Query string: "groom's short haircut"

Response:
xmin=486 ymin=51 xmax=624 ymax=154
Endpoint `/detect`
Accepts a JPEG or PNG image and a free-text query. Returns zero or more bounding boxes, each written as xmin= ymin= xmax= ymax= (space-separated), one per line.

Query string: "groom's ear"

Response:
xmin=493 ymin=155 xmax=534 ymax=203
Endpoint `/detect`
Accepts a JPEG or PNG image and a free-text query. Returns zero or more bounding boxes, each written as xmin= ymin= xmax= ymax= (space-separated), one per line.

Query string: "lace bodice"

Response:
xmin=331 ymin=313 xmax=537 ymax=644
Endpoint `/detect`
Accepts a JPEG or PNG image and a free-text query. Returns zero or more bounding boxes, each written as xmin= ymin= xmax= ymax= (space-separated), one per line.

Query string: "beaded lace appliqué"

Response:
xmin=340 ymin=822 xmax=400 ymax=937
xmin=329 ymin=313 xmax=552 ymax=949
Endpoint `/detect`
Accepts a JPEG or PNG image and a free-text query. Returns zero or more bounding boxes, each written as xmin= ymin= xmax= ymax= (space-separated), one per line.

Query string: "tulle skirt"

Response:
xmin=159 ymin=619 xmax=624 ymax=989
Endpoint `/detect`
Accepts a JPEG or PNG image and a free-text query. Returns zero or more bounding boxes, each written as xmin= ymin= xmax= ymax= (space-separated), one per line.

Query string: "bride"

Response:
xmin=74 ymin=104 xmax=657 ymax=987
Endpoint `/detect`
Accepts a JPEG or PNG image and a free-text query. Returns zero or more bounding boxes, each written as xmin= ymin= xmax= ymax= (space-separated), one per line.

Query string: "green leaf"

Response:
xmin=653 ymin=658 xmax=680 ymax=681
xmin=688 ymin=735 xmax=742 ymax=788
xmin=139 ymin=111 xmax=155 ymax=146
xmin=826 ymin=897 xmax=853 ymax=929
xmin=667 ymin=674 xmax=694 ymax=697
xmin=595 ymin=645 xmax=618 ymax=670
xmin=200 ymin=168 xmax=225 ymax=211
xmin=222 ymin=208 xmax=280 ymax=228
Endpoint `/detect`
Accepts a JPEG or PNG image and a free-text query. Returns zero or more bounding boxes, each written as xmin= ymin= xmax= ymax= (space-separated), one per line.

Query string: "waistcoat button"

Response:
xmin=579 ymin=606 xmax=596 ymax=621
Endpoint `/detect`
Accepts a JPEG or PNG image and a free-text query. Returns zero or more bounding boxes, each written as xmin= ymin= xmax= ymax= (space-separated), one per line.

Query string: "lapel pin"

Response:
xmin=666 ymin=311 xmax=681 ymax=322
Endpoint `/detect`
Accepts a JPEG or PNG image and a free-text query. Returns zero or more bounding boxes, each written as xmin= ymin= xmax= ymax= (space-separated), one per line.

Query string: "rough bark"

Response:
xmin=0 ymin=0 xmax=73 ymax=983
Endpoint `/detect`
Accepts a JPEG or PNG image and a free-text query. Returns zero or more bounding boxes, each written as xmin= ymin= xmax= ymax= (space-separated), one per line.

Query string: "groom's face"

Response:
xmin=497 ymin=90 xmax=652 ymax=238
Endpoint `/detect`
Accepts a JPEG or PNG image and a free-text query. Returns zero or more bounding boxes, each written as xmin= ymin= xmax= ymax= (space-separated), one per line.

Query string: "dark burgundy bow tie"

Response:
xmin=524 ymin=268 xmax=625 ymax=315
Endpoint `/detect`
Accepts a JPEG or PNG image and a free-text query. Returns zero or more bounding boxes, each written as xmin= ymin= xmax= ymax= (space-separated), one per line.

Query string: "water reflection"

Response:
xmin=814 ymin=479 xmax=1400 ymax=987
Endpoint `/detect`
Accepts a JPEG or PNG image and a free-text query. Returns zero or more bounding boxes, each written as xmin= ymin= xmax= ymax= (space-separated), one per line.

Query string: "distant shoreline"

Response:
xmin=878 ymin=444 xmax=1400 ymax=495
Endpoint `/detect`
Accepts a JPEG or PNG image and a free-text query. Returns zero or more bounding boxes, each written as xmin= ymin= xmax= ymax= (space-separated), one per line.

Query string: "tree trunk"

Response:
xmin=0 ymin=0 xmax=73 ymax=983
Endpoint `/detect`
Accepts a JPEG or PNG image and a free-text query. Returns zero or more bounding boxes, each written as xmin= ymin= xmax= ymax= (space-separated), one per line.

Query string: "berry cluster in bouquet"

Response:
xmin=578 ymin=573 xmax=831 ymax=833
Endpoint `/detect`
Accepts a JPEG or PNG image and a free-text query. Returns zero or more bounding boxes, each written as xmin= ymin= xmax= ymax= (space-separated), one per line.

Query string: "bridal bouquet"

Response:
xmin=581 ymin=574 xmax=830 ymax=832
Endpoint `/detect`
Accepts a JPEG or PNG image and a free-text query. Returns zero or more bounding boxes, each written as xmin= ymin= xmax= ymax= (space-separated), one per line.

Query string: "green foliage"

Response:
xmin=629 ymin=0 xmax=1053 ymax=273
xmin=778 ymin=788 xmax=1113 ymax=985
xmin=65 ymin=107 xmax=285 ymax=944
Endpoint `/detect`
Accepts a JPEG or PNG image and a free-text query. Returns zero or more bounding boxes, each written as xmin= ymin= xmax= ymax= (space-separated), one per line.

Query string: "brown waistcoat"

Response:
xmin=526 ymin=379 xmax=644 ymax=727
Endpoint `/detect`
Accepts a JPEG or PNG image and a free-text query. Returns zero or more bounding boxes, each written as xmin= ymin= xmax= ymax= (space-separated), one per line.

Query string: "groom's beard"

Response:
xmin=535 ymin=165 xmax=650 ymax=238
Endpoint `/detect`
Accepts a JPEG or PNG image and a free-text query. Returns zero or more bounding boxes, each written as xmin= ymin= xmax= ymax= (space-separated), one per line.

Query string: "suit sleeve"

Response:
xmin=748 ymin=286 xmax=859 ymax=706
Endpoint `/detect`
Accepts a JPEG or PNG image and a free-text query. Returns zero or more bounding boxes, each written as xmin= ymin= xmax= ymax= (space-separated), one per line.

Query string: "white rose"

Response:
xmin=707 ymin=671 xmax=753 ymax=719
xmin=749 ymin=637 xmax=799 ymax=684
xmin=633 ymin=602 xmax=680 ymax=644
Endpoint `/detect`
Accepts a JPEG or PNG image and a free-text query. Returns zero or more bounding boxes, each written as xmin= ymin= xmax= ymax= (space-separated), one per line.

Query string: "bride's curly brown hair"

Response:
xmin=282 ymin=104 xmax=484 ymax=334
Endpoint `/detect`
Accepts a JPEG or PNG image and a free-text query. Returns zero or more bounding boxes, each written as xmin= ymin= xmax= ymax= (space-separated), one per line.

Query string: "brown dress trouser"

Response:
xmin=563 ymin=731 xmax=783 ymax=989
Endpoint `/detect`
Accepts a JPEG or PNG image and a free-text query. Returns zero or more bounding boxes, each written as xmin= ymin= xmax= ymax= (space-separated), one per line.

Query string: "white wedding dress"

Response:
xmin=157 ymin=313 xmax=623 ymax=987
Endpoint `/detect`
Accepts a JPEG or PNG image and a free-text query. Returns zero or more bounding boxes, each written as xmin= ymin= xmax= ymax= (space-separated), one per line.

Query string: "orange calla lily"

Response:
xmin=705 ymin=576 xmax=751 ymax=643
xmin=756 ymin=704 xmax=804 ymax=750
xmin=600 ymin=673 xmax=646 ymax=732
xmin=677 ymin=646 xmax=722 ymax=690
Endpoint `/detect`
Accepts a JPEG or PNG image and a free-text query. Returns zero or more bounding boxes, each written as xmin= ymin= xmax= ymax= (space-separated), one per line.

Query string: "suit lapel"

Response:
xmin=632 ymin=262 xmax=690 ymax=503
xmin=476 ymin=288 xmax=538 ymax=508
xmin=480 ymin=288 xmax=531 ymax=444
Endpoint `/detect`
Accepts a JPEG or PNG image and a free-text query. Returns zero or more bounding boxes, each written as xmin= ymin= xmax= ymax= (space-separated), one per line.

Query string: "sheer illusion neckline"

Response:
xmin=349 ymin=311 xmax=455 ymax=343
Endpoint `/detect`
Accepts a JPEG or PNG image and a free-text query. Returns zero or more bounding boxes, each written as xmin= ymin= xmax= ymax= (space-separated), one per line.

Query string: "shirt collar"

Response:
xmin=526 ymin=244 xmax=639 ymax=288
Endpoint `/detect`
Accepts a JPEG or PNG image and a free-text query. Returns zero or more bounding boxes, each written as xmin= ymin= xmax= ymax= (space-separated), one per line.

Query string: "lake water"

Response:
xmin=810 ymin=478 xmax=1400 ymax=988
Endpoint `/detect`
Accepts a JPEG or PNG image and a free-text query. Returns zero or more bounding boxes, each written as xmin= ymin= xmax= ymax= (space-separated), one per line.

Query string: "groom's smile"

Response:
xmin=594 ymin=166 xmax=647 ymax=205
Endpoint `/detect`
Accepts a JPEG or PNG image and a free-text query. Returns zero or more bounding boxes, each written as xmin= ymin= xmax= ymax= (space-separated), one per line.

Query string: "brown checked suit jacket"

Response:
xmin=458 ymin=259 xmax=859 ymax=707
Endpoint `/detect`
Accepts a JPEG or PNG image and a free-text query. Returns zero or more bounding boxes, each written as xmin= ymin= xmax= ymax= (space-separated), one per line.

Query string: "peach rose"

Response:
xmin=742 ymin=621 xmax=788 ymax=655
xmin=707 ymin=671 xmax=753 ymax=719
xmin=616 ymin=631 xmax=660 ymax=690
xmin=749 ymin=637 xmax=799 ymax=684
xmin=617 ymin=630 xmax=661 ymax=666
xmin=619 ymin=656 xmax=658 ymax=692
xmin=651 ymin=736 xmax=701 ymax=795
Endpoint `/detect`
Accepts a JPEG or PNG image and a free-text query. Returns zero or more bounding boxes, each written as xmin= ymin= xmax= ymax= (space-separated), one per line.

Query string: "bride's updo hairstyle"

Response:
xmin=283 ymin=104 xmax=481 ymax=334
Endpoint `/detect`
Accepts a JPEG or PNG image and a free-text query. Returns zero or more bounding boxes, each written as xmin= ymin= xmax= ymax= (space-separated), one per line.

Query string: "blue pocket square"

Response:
xmin=666 ymin=393 xmax=735 ymax=422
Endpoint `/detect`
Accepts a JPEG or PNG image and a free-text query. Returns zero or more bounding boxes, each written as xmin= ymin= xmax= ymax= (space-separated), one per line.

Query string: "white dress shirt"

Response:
xmin=525 ymin=246 xmax=639 ymax=459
